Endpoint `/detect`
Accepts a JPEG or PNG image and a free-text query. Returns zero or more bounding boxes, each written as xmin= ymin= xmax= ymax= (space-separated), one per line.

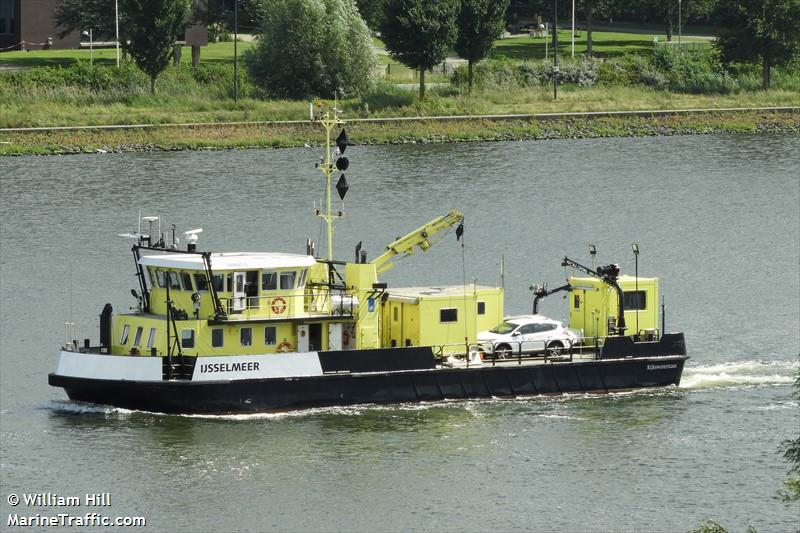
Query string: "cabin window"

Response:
xmin=297 ymin=270 xmax=307 ymax=289
xmin=120 ymin=325 xmax=130 ymax=345
xmin=156 ymin=270 xmax=167 ymax=288
xmin=146 ymin=328 xmax=157 ymax=349
xmin=574 ymin=294 xmax=581 ymax=309
xmin=241 ymin=327 xmax=252 ymax=346
xmin=181 ymin=329 xmax=195 ymax=349
xmin=477 ymin=301 xmax=486 ymax=315
xmin=194 ymin=274 xmax=209 ymax=291
xmin=133 ymin=326 xmax=143 ymax=347
xmin=180 ymin=272 xmax=193 ymax=291
xmin=280 ymin=271 xmax=297 ymax=290
xmin=148 ymin=268 xmax=157 ymax=287
xmin=624 ymin=291 xmax=647 ymax=311
xmin=212 ymin=274 xmax=225 ymax=292
xmin=168 ymin=271 xmax=181 ymax=290
xmin=440 ymin=308 xmax=458 ymax=323
xmin=227 ymin=273 xmax=233 ymax=292
xmin=262 ymin=271 xmax=277 ymax=290
xmin=264 ymin=326 xmax=276 ymax=345
xmin=211 ymin=328 xmax=224 ymax=348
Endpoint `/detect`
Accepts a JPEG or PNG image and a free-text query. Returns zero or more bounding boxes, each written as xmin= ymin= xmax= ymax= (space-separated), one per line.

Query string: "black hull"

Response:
xmin=49 ymin=356 xmax=687 ymax=414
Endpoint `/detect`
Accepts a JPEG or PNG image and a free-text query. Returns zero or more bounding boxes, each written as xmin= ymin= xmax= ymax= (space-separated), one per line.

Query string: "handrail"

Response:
xmin=214 ymin=288 xmax=358 ymax=320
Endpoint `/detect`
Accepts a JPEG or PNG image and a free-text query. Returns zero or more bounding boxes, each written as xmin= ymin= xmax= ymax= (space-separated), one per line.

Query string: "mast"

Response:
xmin=316 ymin=109 xmax=345 ymax=261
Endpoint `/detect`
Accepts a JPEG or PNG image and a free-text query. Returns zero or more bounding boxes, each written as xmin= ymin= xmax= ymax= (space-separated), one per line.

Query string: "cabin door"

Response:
xmin=232 ymin=272 xmax=246 ymax=312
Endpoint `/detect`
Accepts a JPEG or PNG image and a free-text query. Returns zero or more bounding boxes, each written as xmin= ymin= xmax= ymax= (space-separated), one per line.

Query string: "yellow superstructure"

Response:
xmin=568 ymin=275 xmax=659 ymax=339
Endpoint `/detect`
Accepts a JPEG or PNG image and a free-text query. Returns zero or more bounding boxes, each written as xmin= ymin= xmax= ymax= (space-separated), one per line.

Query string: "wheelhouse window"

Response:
xmin=156 ymin=270 xmax=167 ymax=288
xmin=262 ymin=271 xmax=277 ymax=291
xmin=194 ymin=273 xmax=209 ymax=291
xmin=148 ymin=268 xmax=157 ymax=287
xmin=120 ymin=325 xmax=130 ymax=345
xmin=297 ymin=270 xmax=307 ymax=289
xmin=241 ymin=327 xmax=252 ymax=346
xmin=180 ymin=272 xmax=193 ymax=291
xmin=168 ymin=271 xmax=181 ymax=290
xmin=211 ymin=329 xmax=224 ymax=348
xmin=212 ymin=274 xmax=225 ymax=292
xmin=477 ymin=301 xmax=486 ymax=315
xmin=133 ymin=326 xmax=143 ymax=347
xmin=574 ymin=294 xmax=581 ymax=309
xmin=181 ymin=329 xmax=195 ymax=349
xmin=146 ymin=328 xmax=157 ymax=349
xmin=440 ymin=308 xmax=458 ymax=323
xmin=264 ymin=326 xmax=276 ymax=345
xmin=280 ymin=271 xmax=297 ymax=290
xmin=624 ymin=291 xmax=647 ymax=311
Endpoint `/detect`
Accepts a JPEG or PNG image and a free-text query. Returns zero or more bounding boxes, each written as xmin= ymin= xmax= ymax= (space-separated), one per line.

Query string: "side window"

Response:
xmin=477 ymin=301 xmax=486 ymax=315
xmin=148 ymin=268 xmax=157 ymax=287
xmin=194 ymin=273 xmax=209 ymax=291
xmin=280 ymin=271 xmax=297 ymax=290
xmin=180 ymin=272 xmax=193 ymax=291
xmin=120 ymin=325 xmax=130 ymax=345
xmin=624 ymin=291 xmax=647 ymax=311
xmin=181 ymin=329 xmax=195 ymax=348
xmin=168 ymin=271 xmax=181 ymax=290
xmin=262 ymin=271 xmax=277 ymax=291
xmin=156 ymin=270 xmax=167 ymax=288
xmin=133 ymin=326 xmax=143 ymax=347
xmin=146 ymin=328 xmax=157 ymax=349
xmin=226 ymin=273 xmax=233 ymax=292
xmin=241 ymin=327 xmax=252 ymax=346
xmin=264 ymin=326 xmax=276 ymax=345
xmin=440 ymin=308 xmax=458 ymax=323
xmin=211 ymin=329 xmax=224 ymax=348
xmin=212 ymin=274 xmax=225 ymax=292
xmin=297 ymin=270 xmax=307 ymax=289
xmin=518 ymin=324 xmax=533 ymax=335
xmin=574 ymin=294 xmax=581 ymax=309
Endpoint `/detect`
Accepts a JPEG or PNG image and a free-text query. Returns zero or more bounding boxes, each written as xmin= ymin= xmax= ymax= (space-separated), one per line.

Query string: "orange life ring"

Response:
xmin=276 ymin=340 xmax=293 ymax=352
xmin=271 ymin=296 xmax=287 ymax=314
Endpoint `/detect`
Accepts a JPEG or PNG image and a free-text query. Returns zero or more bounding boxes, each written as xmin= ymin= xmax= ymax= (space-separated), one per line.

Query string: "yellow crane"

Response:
xmin=370 ymin=210 xmax=465 ymax=274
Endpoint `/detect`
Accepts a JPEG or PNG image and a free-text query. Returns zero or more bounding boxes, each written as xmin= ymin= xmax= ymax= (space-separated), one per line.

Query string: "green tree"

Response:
xmin=628 ymin=0 xmax=717 ymax=41
xmin=245 ymin=0 xmax=375 ymax=99
xmin=54 ymin=0 xmax=118 ymax=38
xmin=454 ymin=0 xmax=509 ymax=93
xmin=55 ymin=0 xmax=191 ymax=93
xmin=779 ymin=370 xmax=800 ymax=502
xmin=580 ymin=0 xmax=612 ymax=56
xmin=716 ymin=0 xmax=800 ymax=90
xmin=355 ymin=0 xmax=386 ymax=32
xmin=380 ymin=0 xmax=459 ymax=99
xmin=125 ymin=0 xmax=191 ymax=93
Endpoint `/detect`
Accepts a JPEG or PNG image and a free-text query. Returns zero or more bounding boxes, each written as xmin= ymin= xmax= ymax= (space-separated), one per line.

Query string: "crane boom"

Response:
xmin=371 ymin=210 xmax=465 ymax=274
xmin=561 ymin=256 xmax=627 ymax=335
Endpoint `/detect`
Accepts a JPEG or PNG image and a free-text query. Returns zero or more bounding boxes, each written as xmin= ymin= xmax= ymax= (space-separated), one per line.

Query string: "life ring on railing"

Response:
xmin=271 ymin=296 xmax=287 ymax=315
xmin=276 ymin=340 xmax=293 ymax=353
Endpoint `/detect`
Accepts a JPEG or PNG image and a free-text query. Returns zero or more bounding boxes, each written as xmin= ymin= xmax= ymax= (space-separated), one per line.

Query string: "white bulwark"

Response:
xmin=56 ymin=351 xmax=163 ymax=381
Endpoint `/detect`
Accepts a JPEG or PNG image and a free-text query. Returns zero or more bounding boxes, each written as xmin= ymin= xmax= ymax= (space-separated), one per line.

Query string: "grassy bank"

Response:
xmin=1 ymin=110 xmax=797 ymax=156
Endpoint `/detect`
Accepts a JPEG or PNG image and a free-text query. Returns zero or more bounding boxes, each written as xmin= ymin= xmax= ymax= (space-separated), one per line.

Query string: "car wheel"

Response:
xmin=545 ymin=341 xmax=564 ymax=357
xmin=495 ymin=343 xmax=512 ymax=359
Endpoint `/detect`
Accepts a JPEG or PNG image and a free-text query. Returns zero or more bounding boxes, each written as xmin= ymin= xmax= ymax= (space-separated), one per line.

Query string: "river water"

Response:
xmin=1 ymin=134 xmax=798 ymax=532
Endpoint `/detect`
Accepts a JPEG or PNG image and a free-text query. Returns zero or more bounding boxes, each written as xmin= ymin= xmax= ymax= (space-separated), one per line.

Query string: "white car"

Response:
xmin=477 ymin=315 xmax=580 ymax=358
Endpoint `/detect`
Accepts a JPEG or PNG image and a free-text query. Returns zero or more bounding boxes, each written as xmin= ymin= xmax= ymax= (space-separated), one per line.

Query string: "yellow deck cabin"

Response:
xmin=381 ymin=285 xmax=504 ymax=354
xmin=568 ymin=275 xmax=659 ymax=340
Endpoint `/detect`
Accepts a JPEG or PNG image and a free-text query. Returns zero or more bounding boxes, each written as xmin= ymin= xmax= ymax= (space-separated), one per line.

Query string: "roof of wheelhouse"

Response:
xmin=139 ymin=252 xmax=317 ymax=271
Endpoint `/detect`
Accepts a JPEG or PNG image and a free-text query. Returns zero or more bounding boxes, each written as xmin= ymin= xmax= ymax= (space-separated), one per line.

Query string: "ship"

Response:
xmin=48 ymin=109 xmax=688 ymax=414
